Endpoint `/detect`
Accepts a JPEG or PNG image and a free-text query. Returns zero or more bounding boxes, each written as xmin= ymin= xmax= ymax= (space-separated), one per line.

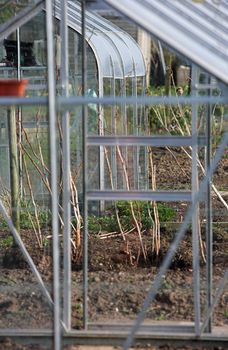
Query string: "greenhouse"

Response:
xmin=0 ymin=0 xmax=147 ymax=205
xmin=0 ymin=0 xmax=227 ymax=349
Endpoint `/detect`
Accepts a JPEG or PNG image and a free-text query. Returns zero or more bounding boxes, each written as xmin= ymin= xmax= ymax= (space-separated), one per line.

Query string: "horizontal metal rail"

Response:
xmin=194 ymin=84 xmax=219 ymax=90
xmin=0 ymin=95 xmax=227 ymax=107
xmin=0 ymin=96 xmax=47 ymax=106
xmin=87 ymin=135 xmax=206 ymax=147
xmin=86 ymin=190 xmax=193 ymax=201
xmin=0 ymin=328 xmax=227 ymax=348
xmin=88 ymin=322 xmax=196 ymax=333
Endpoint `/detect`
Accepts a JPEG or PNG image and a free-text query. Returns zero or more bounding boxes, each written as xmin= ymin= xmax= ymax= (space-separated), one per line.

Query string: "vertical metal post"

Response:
xmin=132 ymin=74 xmax=139 ymax=189
xmin=99 ymin=76 xmax=105 ymax=212
xmin=111 ymin=75 xmax=117 ymax=189
xmin=109 ymin=61 xmax=117 ymax=190
xmin=205 ymin=76 xmax=213 ymax=332
xmin=17 ymin=28 xmax=23 ymax=199
xmin=45 ymin=1 xmax=61 ymax=348
xmin=60 ymin=0 xmax=71 ymax=331
xmin=16 ymin=27 xmax=21 ymax=80
xmin=81 ymin=0 xmax=88 ymax=330
xmin=191 ymin=65 xmax=201 ymax=335
xmin=122 ymin=78 xmax=128 ymax=189
xmin=143 ymin=75 xmax=149 ymax=190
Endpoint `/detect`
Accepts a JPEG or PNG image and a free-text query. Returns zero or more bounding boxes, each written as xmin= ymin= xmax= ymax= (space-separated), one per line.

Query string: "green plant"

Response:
xmin=20 ymin=199 xmax=50 ymax=229
xmin=73 ymin=302 xmax=83 ymax=311
xmin=0 ymin=235 xmax=14 ymax=248
xmin=0 ymin=215 xmax=8 ymax=230
xmin=87 ymin=201 xmax=176 ymax=235
xmin=117 ymin=201 xmax=175 ymax=227
xmin=154 ymin=312 xmax=167 ymax=321
xmin=223 ymin=310 xmax=228 ymax=318
xmin=0 ymin=1 xmax=31 ymax=25
xmin=88 ymin=214 xmax=119 ymax=234
xmin=156 ymin=203 xmax=176 ymax=222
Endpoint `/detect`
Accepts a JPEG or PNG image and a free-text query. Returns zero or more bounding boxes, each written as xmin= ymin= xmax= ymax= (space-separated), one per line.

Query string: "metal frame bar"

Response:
xmin=60 ymin=0 xmax=72 ymax=332
xmin=0 ymin=0 xmax=44 ymax=43
xmin=0 ymin=200 xmax=53 ymax=307
xmin=200 ymin=269 xmax=228 ymax=335
xmin=191 ymin=65 xmax=201 ymax=336
xmin=110 ymin=73 xmax=118 ymax=189
xmin=16 ymin=28 xmax=24 ymax=198
xmin=122 ymin=130 xmax=228 ymax=349
xmin=98 ymin=60 xmax=105 ymax=212
xmin=81 ymin=0 xmax=89 ymax=330
xmin=87 ymin=136 xmax=207 ymax=147
xmin=205 ymin=73 xmax=213 ymax=333
xmin=45 ymin=1 xmax=61 ymax=348
xmin=86 ymin=190 xmax=192 ymax=202
xmin=132 ymin=75 xmax=137 ymax=188
xmin=0 ymin=327 xmax=227 ymax=348
xmin=0 ymin=95 xmax=227 ymax=107
xmin=1 ymin=1 xmax=228 ymax=348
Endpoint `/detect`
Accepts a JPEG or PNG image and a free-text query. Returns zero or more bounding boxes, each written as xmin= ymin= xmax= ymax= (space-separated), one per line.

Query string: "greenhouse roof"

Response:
xmin=55 ymin=0 xmax=145 ymax=79
xmin=104 ymin=0 xmax=228 ymax=85
xmin=0 ymin=0 xmax=145 ymax=79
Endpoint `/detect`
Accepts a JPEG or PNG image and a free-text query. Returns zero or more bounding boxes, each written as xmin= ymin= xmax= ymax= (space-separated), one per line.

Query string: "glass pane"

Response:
xmin=0 ymin=0 xmax=37 ymax=27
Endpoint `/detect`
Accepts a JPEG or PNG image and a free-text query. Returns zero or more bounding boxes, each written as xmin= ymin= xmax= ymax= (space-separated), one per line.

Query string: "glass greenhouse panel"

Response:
xmin=68 ymin=27 xmax=98 ymax=96
xmin=0 ymin=0 xmax=38 ymax=27
xmin=0 ymin=0 xmax=147 ymax=208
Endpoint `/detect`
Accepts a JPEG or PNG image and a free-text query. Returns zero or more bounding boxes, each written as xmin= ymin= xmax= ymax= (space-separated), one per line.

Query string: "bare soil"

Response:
xmin=0 ymin=149 xmax=227 ymax=349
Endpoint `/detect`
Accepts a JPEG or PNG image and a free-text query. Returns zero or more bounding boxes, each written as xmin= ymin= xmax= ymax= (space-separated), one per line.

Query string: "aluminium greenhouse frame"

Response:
xmin=54 ymin=0 xmax=147 ymax=194
xmin=0 ymin=0 xmax=147 ymax=199
xmin=0 ymin=0 xmax=227 ymax=349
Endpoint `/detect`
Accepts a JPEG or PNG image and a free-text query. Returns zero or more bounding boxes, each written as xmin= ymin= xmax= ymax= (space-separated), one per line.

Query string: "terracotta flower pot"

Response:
xmin=0 ymin=79 xmax=28 ymax=97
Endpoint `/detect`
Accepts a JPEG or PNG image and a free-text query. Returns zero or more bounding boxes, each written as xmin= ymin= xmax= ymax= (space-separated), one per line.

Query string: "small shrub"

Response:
xmin=88 ymin=214 xmax=119 ymax=233
xmin=156 ymin=203 xmax=176 ymax=222
xmin=20 ymin=199 xmax=51 ymax=229
xmin=88 ymin=201 xmax=176 ymax=234
xmin=0 ymin=235 xmax=14 ymax=248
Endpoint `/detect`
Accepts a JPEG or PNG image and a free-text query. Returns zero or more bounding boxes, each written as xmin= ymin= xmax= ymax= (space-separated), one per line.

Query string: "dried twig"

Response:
xmin=116 ymin=145 xmax=147 ymax=260
xmin=103 ymin=146 xmax=126 ymax=241
xmin=148 ymin=147 xmax=160 ymax=255
xmin=22 ymin=155 xmax=43 ymax=248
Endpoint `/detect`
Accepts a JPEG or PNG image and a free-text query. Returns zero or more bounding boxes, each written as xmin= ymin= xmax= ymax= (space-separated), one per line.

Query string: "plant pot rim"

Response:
xmin=0 ymin=79 xmax=28 ymax=97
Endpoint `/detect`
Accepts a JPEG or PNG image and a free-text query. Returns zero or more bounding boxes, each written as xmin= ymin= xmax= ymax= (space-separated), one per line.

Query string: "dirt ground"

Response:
xmin=0 ymin=149 xmax=227 ymax=349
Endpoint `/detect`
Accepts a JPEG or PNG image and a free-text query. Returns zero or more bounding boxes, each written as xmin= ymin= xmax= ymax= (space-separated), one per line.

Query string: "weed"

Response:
xmin=154 ymin=312 xmax=167 ymax=321
xmin=161 ymin=279 xmax=174 ymax=290
xmin=20 ymin=199 xmax=50 ymax=229
xmin=0 ymin=195 xmax=50 ymax=232
xmin=0 ymin=217 xmax=8 ymax=230
xmin=88 ymin=201 xmax=176 ymax=234
xmin=88 ymin=214 xmax=119 ymax=234
xmin=223 ymin=310 xmax=228 ymax=318
xmin=157 ymin=203 xmax=176 ymax=222
xmin=74 ymin=302 xmax=83 ymax=311
xmin=0 ymin=235 xmax=14 ymax=248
